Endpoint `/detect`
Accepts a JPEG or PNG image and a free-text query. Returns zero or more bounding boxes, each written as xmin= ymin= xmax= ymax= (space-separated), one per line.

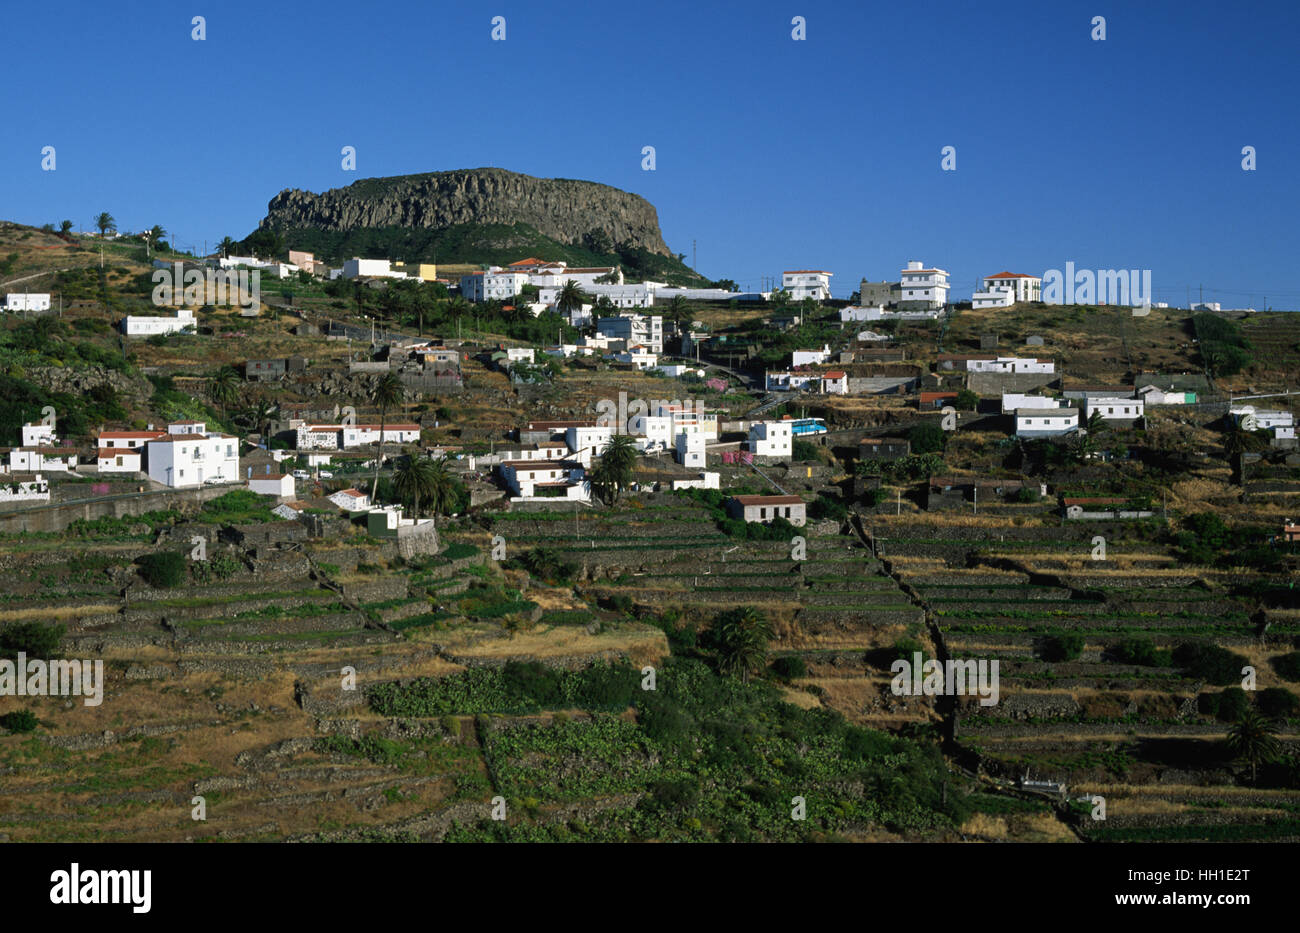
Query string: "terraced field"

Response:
xmin=873 ymin=518 xmax=1300 ymax=842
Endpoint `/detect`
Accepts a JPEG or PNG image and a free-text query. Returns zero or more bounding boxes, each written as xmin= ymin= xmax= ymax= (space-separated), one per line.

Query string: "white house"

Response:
xmin=145 ymin=421 xmax=239 ymax=488
xmin=613 ymin=349 xmax=658 ymax=370
xmin=460 ymin=268 xmax=529 ymax=302
xmin=654 ymin=363 xmax=701 ymax=379
xmin=968 ymin=356 xmax=1055 ymax=374
xmin=505 ymin=347 xmax=536 ymax=365
xmin=631 ymin=414 xmax=674 ymax=452
xmin=498 ymin=460 xmax=589 ymax=501
xmin=1001 ymin=393 xmax=1066 ymax=415
xmin=596 ymin=313 xmax=664 ymax=354
xmin=792 ymin=345 xmax=832 ymax=368
xmin=675 ymin=431 xmax=706 ymax=468
xmin=652 ymin=404 xmax=719 ymax=441
xmin=99 ymin=429 xmax=166 ymax=451
xmin=840 ymin=305 xmax=885 ymax=322
xmin=295 ymin=422 xmax=420 ymax=450
xmin=6 ymin=447 xmax=78 ymax=472
xmin=122 ymin=307 xmax=196 ymax=336
xmin=1083 ymin=397 xmax=1146 ymax=422
xmin=1230 ymin=406 xmax=1295 ymax=434
xmin=782 ymin=271 xmax=832 ymax=302
xmin=974 ymin=272 xmax=1041 ymax=307
xmin=565 ymin=425 xmax=613 ymax=464
xmin=343 ymin=258 xmax=409 ymax=280
xmin=328 ymin=488 xmax=371 ymax=512
xmin=747 ymin=420 xmax=793 ymax=458
xmin=766 ymin=371 xmax=819 ymax=392
xmin=0 ymin=474 xmax=50 ymax=502
xmin=248 ymin=473 xmax=295 ymax=497
xmin=898 ymin=261 xmax=950 ymax=310
xmin=96 ymin=447 xmax=142 ymax=473
xmin=20 ymin=422 xmax=56 ymax=448
xmin=3 ymin=293 xmax=51 ymax=313
xmin=1015 ymin=408 xmax=1080 ymax=438
xmin=819 ymin=370 xmax=849 ymax=395
xmin=1137 ymin=385 xmax=1195 ymax=405
xmin=671 ymin=471 xmax=720 ymax=491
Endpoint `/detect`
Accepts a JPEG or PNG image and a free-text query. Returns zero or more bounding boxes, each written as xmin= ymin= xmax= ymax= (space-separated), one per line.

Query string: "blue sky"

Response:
xmin=3 ymin=0 xmax=1297 ymax=306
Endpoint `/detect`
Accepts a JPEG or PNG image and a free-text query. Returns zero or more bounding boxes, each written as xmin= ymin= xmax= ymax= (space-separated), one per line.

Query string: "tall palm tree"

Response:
xmin=667 ymin=294 xmax=690 ymax=328
xmin=95 ymin=212 xmax=116 ymax=237
xmin=392 ymin=454 xmax=436 ymax=520
xmin=556 ymin=281 xmax=589 ymax=317
xmin=208 ymin=365 xmax=241 ymax=423
xmin=587 ymin=434 xmax=638 ymax=506
xmin=1225 ymin=708 xmax=1280 ymax=785
xmin=715 ymin=607 xmax=772 ymax=683
xmin=217 ymin=236 xmax=236 ymax=259
xmin=368 ymin=371 xmax=406 ymax=502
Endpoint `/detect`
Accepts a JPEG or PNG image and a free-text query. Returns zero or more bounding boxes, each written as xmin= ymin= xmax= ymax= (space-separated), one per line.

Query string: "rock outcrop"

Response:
xmin=259 ymin=168 xmax=670 ymax=256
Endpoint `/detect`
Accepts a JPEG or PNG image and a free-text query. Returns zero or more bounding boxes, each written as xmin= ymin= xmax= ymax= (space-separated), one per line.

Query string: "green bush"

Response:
xmin=1040 ymin=633 xmax=1084 ymax=662
xmin=136 ymin=551 xmax=187 ymax=588
xmin=1257 ymin=687 xmax=1299 ymax=718
xmin=908 ymin=421 xmax=946 ymax=455
xmin=1109 ymin=636 xmax=1171 ymax=667
xmin=1271 ymin=652 xmax=1300 ymax=683
xmin=0 ymin=621 xmax=65 ymax=659
xmin=0 ymin=709 xmax=38 ymax=733
xmin=770 ymin=656 xmax=807 ymax=680
xmin=1173 ymin=642 xmax=1247 ymax=686
xmin=1215 ymin=687 xmax=1250 ymax=722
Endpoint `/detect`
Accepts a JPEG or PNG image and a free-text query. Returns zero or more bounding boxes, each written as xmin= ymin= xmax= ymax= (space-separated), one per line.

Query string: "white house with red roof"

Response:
xmin=973 ymin=271 xmax=1042 ymax=308
xmin=821 ymin=370 xmax=849 ymax=395
xmin=782 ymin=270 xmax=832 ymax=301
xmin=328 ymin=488 xmax=371 ymax=512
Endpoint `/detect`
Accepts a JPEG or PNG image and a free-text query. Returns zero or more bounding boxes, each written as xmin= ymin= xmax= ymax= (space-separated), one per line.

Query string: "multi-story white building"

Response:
xmin=613 ymin=349 xmax=658 ymax=370
xmin=146 ymin=421 xmax=239 ymax=488
xmin=1083 ymin=397 xmax=1146 ymax=422
xmin=460 ymin=268 xmax=530 ymax=302
xmin=1000 ymin=393 xmax=1066 ymax=415
xmin=538 ymin=282 xmax=656 ymax=310
xmin=3 ymin=293 xmax=51 ymax=313
xmin=596 ymin=313 xmax=663 ymax=354
xmin=782 ymin=271 xmax=833 ymax=301
xmin=1014 ymin=408 xmax=1080 ymax=438
xmin=675 ymin=431 xmax=706 ymax=468
xmin=977 ymin=272 xmax=1041 ymax=305
xmin=747 ymin=420 xmax=793 ymax=458
xmin=631 ymin=414 xmax=674 ymax=452
xmin=122 ymin=308 xmax=196 ymax=336
xmin=898 ymin=261 xmax=950 ymax=310
xmin=652 ymin=404 xmax=719 ymax=441
xmin=498 ymin=460 xmax=589 ymax=501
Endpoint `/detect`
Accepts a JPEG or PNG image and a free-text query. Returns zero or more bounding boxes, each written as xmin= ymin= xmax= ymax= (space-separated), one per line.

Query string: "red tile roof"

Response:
xmin=96 ymin=448 xmax=140 ymax=459
xmin=731 ymin=495 xmax=804 ymax=506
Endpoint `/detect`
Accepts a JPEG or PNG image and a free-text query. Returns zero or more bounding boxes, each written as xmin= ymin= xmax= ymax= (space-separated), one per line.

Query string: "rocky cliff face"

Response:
xmin=259 ymin=168 xmax=670 ymax=256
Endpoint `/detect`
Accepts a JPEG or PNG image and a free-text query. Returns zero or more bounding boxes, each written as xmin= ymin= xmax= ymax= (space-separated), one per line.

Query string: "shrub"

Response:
xmin=1040 ymin=633 xmax=1084 ymax=662
xmin=442 ymin=542 xmax=479 ymax=561
xmin=0 ymin=710 xmax=38 ymax=733
xmin=1109 ymin=636 xmax=1171 ymax=667
xmin=954 ymin=389 xmax=979 ymax=411
xmin=1173 ymin=642 xmax=1247 ymax=686
xmin=1214 ymin=687 xmax=1250 ymax=722
xmin=808 ymin=495 xmax=847 ymax=522
xmin=1271 ymin=652 xmax=1300 ymax=683
xmin=136 ymin=551 xmax=187 ymax=588
xmin=0 ymin=621 xmax=65 ymax=659
xmin=791 ymin=439 xmax=822 ymax=461
xmin=501 ymin=660 xmax=563 ymax=707
xmin=1257 ymin=687 xmax=1299 ymax=718
xmin=908 ymin=421 xmax=946 ymax=455
xmin=770 ymin=656 xmax=807 ymax=680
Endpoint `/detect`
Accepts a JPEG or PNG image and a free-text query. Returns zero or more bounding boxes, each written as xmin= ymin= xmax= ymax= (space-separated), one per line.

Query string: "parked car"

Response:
xmin=292 ymin=470 xmax=310 ymax=480
xmin=318 ymin=470 xmax=333 ymax=479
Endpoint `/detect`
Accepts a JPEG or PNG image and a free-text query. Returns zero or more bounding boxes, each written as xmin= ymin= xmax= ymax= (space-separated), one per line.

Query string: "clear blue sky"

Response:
xmin=4 ymin=0 xmax=1297 ymax=306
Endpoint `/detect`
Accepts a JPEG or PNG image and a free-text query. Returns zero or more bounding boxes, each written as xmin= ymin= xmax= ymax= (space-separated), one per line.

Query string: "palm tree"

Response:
xmin=715 ymin=607 xmax=772 ymax=683
xmin=368 ymin=372 xmax=406 ymax=502
xmin=587 ymin=434 xmax=638 ymax=506
xmin=667 ymin=294 xmax=690 ymax=328
xmin=1225 ymin=708 xmax=1281 ymax=785
xmin=217 ymin=236 xmax=236 ymax=259
xmin=58 ymin=220 xmax=73 ymax=236
xmin=95 ymin=212 xmax=116 ymax=237
xmin=392 ymin=454 xmax=436 ymax=520
xmin=556 ymin=281 xmax=589 ymax=317
xmin=208 ymin=365 xmax=241 ymax=423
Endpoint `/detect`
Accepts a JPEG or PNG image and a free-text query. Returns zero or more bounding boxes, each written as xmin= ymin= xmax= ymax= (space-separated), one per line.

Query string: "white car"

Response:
xmin=318 ymin=470 xmax=333 ymax=479
xmin=292 ymin=470 xmax=310 ymax=480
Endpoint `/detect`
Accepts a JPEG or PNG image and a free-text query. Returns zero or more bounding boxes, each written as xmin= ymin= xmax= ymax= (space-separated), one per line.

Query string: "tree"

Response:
xmin=588 ymin=434 xmax=638 ymax=506
xmin=368 ymin=372 xmax=405 ymax=502
xmin=1225 ymin=708 xmax=1281 ymax=785
xmin=0 ymin=620 xmax=65 ymax=659
xmin=556 ymin=281 xmax=589 ymax=317
xmin=667 ymin=294 xmax=690 ymax=328
xmin=58 ymin=220 xmax=73 ymax=236
xmin=208 ymin=365 xmax=241 ymax=422
xmin=217 ymin=236 xmax=236 ymax=259
xmin=715 ymin=607 xmax=771 ymax=683
xmin=95 ymin=212 xmax=116 ymax=236
xmin=393 ymin=454 xmax=454 ymax=524
xmin=954 ymin=389 xmax=979 ymax=411
xmin=908 ymin=420 xmax=947 ymax=455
